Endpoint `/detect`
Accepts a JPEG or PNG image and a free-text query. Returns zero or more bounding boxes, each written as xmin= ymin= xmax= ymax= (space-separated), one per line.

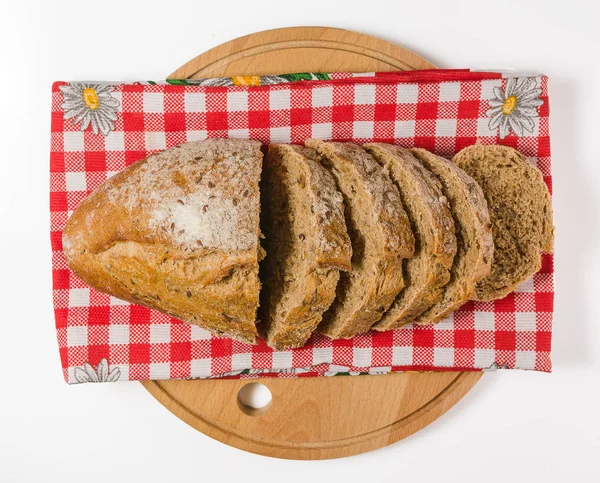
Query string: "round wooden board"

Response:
xmin=141 ymin=26 xmax=482 ymax=460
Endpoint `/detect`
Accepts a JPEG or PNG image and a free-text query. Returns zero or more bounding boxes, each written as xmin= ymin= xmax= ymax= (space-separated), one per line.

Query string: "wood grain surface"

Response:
xmin=142 ymin=26 xmax=482 ymax=460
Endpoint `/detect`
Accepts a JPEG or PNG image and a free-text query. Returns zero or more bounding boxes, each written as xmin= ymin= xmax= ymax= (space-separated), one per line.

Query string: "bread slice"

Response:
xmin=259 ymin=144 xmax=352 ymax=349
xmin=305 ymin=140 xmax=415 ymax=338
xmin=364 ymin=144 xmax=457 ymax=330
xmin=62 ymin=139 xmax=263 ymax=343
xmin=410 ymin=148 xmax=493 ymax=324
xmin=453 ymin=144 xmax=554 ymax=300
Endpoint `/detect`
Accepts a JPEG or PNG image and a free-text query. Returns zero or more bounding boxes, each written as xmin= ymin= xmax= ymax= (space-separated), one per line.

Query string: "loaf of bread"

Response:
xmin=364 ymin=144 xmax=457 ymax=330
xmin=453 ymin=144 xmax=554 ymax=300
xmin=259 ymin=144 xmax=352 ymax=349
xmin=63 ymin=139 xmax=264 ymax=343
xmin=63 ymin=137 xmax=552 ymax=348
xmin=305 ymin=140 xmax=415 ymax=339
xmin=410 ymin=148 xmax=494 ymax=325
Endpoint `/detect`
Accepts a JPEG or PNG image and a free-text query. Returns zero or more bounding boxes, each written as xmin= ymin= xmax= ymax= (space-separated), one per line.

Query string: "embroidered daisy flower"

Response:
xmin=74 ymin=358 xmax=121 ymax=383
xmin=59 ymin=83 xmax=120 ymax=136
xmin=486 ymin=77 xmax=543 ymax=139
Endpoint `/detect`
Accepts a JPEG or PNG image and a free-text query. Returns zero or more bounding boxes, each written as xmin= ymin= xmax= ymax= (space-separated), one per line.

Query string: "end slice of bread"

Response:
xmin=259 ymin=144 xmax=352 ymax=349
xmin=453 ymin=144 xmax=554 ymax=300
xmin=305 ymin=140 xmax=415 ymax=338
xmin=364 ymin=144 xmax=457 ymax=330
xmin=62 ymin=139 xmax=263 ymax=343
xmin=411 ymin=148 xmax=494 ymax=324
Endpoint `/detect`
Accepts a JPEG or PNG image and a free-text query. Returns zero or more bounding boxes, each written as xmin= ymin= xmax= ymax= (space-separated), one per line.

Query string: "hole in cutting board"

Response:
xmin=237 ymin=383 xmax=272 ymax=416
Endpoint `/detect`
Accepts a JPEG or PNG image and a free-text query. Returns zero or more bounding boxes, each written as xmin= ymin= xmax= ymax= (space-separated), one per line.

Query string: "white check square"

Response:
xmin=438 ymin=82 xmax=461 ymax=102
xmin=394 ymin=120 xmax=415 ymax=138
xmin=353 ymin=121 xmax=374 ymax=139
xmin=397 ymin=84 xmax=419 ymax=104
xmin=69 ymin=288 xmax=90 ymax=307
xmin=227 ymin=91 xmax=248 ymax=111
xmin=63 ymin=132 xmax=84 ymax=152
xmin=184 ymin=92 xmax=206 ymax=112
xmin=269 ymin=90 xmax=291 ymax=110
xmin=109 ymin=324 xmax=129 ymax=345
xmin=354 ymin=84 xmax=376 ymax=104
xmin=270 ymin=127 xmax=291 ymax=143
xmin=149 ymin=363 xmax=170 ymax=379
xmin=104 ymin=131 xmax=125 ymax=151
xmin=312 ymin=87 xmax=332 ymax=108
xmin=143 ymin=92 xmax=164 ymax=113
xmin=67 ymin=325 xmax=88 ymax=346
xmin=435 ymin=119 xmax=457 ymax=137
xmin=65 ymin=172 xmax=86 ymax=192
xmin=312 ymin=123 xmax=332 ymax=139
xmin=150 ymin=324 xmax=170 ymax=344
xmin=144 ymin=132 xmax=166 ymax=150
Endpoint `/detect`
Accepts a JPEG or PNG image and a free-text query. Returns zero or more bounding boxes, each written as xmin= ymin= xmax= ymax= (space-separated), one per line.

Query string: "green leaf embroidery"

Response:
xmin=166 ymin=79 xmax=190 ymax=86
xmin=314 ymin=72 xmax=331 ymax=81
xmin=147 ymin=80 xmax=157 ymax=85
xmin=278 ymin=73 xmax=314 ymax=82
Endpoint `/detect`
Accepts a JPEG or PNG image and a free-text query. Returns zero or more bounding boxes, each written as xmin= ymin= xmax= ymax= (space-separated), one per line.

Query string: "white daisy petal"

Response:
xmin=97 ymin=105 xmax=118 ymax=121
xmin=509 ymin=115 xmax=524 ymax=137
xmin=90 ymin=116 xmax=99 ymax=135
xmin=513 ymin=111 xmax=535 ymax=131
xmin=516 ymin=78 xmax=537 ymax=96
xmin=519 ymin=88 xmax=542 ymax=102
xmin=74 ymin=367 xmax=93 ymax=383
xmin=106 ymin=367 xmax=121 ymax=382
xmin=488 ymin=99 xmax=504 ymax=107
xmin=505 ymin=78 xmax=516 ymax=96
xmin=63 ymin=105 xmax=87 ymax=120
xmin=58 ymin=84 xmax=71 ymax=93
xmin=100 ymin=97 xmax=120 ymax=109
xmin=493 ymin=86 xmax=505 ymax=101
xmin=489 ymin=111 xmax=504 ymax=130
xmin=511 ymin=78 xmax=525 ymax=95
xmin=515 ymin=106 xmax=539 ymax=118
xmin=499 ymin=117 xmax=510 ymax=139
xmin=97 ymin=359 xmax=108 ymax=381
xmin=98 ymin=117 xmax=111 ymax=136
xmin=60 ymin=99 xmax=85 ymax=111
xmin=486 ymin=106 xmax=502 ymax=117
xmin=84 ymin=363 xmax=99 ymax=382
xmin=74 ymin=111 xmax=90 ymax=128
xmin=80 ymin=116 xmax=91 ymax=132
xmin=522 ymin=98 xmax=543 ymax=108
xmin=94 ymin=84 xmax=112 ymax=94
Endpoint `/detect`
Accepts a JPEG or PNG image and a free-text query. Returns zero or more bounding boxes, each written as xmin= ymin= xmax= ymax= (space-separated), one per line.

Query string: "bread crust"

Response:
xmin=305 ymin=140 xmax=415 ymax=338
xmin=453 ymin=144 xmax=554 ymax=300
xmin=410 ymin=148 xmax=493 ymax=324
xmin=62 ymin=139 xmax=263 ymax=343
xmin=259 ymin=144 xmax=352 ymax=349
xmin=364 ymin=144 xmax=457 ymax=330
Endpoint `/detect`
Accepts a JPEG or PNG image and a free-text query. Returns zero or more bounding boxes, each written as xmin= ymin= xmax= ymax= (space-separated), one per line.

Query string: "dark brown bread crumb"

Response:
xmin=259 ymin=144 xmax=352 ymax=349
xmin=306 ymin=140 xmax=415 ymax=338
xmin=410 ymin=148 xmax=493 ymax=324
xmin=453 ymin=144 xmax=554 ymax=300
xmin=364 ymin=144 xmax=457 ymax=330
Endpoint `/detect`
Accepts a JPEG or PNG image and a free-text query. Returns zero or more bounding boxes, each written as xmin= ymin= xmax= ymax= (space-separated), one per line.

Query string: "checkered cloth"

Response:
xmin=50 ymin=70 xmax=553 ymax=384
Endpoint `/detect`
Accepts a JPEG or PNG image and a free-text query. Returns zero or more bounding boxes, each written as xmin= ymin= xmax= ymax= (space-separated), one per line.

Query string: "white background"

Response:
xmin=1 ymin=0 xmax=599 ymax=481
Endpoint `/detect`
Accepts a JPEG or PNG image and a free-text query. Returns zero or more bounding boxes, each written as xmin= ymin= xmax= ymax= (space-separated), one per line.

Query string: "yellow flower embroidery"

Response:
xmin=231 ymin=76 xmax=261 ymax=87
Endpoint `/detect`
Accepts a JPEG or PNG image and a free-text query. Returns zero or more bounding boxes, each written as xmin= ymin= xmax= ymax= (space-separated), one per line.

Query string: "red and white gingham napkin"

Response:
xmin=50 ymin=70 xmax=553 ymax=384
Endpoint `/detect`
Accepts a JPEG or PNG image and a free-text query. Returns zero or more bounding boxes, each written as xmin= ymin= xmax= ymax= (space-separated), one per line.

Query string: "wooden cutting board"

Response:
xmin=141 ymin=26 xmax=483 ymax=460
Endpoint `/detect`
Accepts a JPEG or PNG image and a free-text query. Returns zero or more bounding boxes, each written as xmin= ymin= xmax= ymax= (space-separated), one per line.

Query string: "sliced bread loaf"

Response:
xmin=410 ymin=148 xmax=494 ymax=325
xmin=364 ymin=144 xmax=457 ymax=330
xmin=259 ymin=144 xmax=352 ymax=350
xmin=305 ymin=139 xmax=415 ymax=339
xmin=62 ymin=139 xmax=263 ymax=343
xmin=453 ymin=144 xmax=554 ymax=300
